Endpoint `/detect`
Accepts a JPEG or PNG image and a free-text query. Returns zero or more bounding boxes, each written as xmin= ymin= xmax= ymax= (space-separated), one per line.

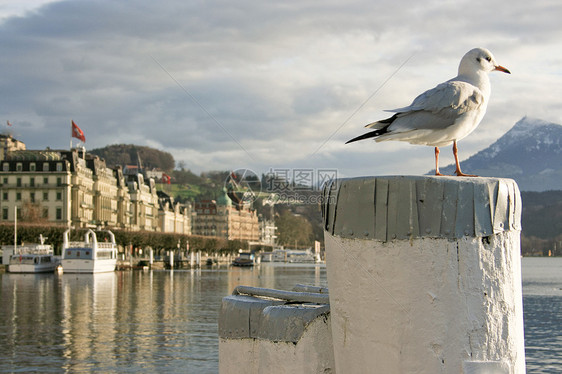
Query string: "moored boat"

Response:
xmin=61 ymin=229 xmax=117 ymax=273
xmin=232 ymin=252 xmax=255 ymax=267
xmin=3 ymin=235 xmax=60 ymax=273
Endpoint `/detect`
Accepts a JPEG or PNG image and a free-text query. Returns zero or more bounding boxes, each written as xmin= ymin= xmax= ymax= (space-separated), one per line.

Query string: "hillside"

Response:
xmin=521 ymin=190 xmax=562 ymax=239
xmin=435 ymin=117 xmax=562 ymax=191
xmin=90 ymin=144 xmax=175 ymax=171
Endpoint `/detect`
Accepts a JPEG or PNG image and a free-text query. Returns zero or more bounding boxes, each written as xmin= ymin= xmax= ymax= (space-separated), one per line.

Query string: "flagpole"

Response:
xmin=14 ymin=206 xmax=17 ymax=254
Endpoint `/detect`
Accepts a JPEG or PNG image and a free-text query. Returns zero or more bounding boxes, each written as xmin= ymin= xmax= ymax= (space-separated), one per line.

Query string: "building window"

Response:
xmin=56 ymin=163 xmax=62 ymax=172
xmin=2 ymin=208 xmax=7 ymax=220
xmin=42 ymin=208 xmax=48 ymax=219
xmin=2 ymin=163 xmax=8 ymax=172
xmin=56 ymin=192 xmax=62 ymax=201
xmin=30 ymin=163 xmax=36 ymax=171
xmin=16 ymin=178 xmax=21 ymax=187
xmin=2 ymin=177 xmax=7 ymax=184
xmin=16 ymin=208 xmax=21 ymax=219
xmin=30 ymin=177 xmax=35 ymax=187
xmin=43 ymin=163 xmax=49 ymax=172
xmin=57 ymin=177 xmax=62 ymax=187
xmin=43 ymin=177 xmax=48 ymax=185
xmin=16 ymin=163 xmax=22 ymax=171
xmin=43 ymin=192 xmax=48 ymax=201
xmin=56 ymin=208 xmax=62 ymax=220
xmin=16 ymin=192 xmax=21 ymax=201
xmin=30 ymin=193 xmax=35 ymax=203
xmin=2 ymin=192 xmax=7 ymax=200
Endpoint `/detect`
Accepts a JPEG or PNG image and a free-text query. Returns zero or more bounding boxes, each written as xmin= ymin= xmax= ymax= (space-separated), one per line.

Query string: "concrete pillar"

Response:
xmin=169 ymin=251 xmax=174 ymax=269
xmin=190 ymin=251 xmax=195 ymax=267
xmin=149 ymin=249 xmax=154 ymax=266
xmin=322 ymin=176 xmax=525 ymax=374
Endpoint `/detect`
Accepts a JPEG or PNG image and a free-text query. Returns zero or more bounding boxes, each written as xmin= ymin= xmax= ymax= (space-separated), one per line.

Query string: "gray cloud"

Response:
xmin=1 ymin=0 xmax=562 ymax=176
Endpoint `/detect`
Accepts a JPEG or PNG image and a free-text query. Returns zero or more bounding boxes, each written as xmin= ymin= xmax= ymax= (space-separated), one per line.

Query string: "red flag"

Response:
xmin=162 ymin=173 xmax=171 ymax=184
xmin=71 ymin=120 xmax=86 ymax=142
xmin=7 ymin=120 xmax=12 ymax=127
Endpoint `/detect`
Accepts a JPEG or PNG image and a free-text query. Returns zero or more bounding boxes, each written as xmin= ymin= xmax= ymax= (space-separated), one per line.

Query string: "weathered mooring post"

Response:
xmin=218 ymin=285 xmax=333 ymax=374
xmin=322 ymin=176 xmax=525 ymax=373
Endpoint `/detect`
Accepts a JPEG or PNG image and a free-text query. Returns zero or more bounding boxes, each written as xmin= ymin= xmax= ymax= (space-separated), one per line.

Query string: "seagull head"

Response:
xmin=459 ymin=48 xmax=511 ymax=76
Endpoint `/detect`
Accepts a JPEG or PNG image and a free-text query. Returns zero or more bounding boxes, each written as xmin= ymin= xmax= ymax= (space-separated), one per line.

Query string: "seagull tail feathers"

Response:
xmin=346 ymin=114 xmax=396 ymax=144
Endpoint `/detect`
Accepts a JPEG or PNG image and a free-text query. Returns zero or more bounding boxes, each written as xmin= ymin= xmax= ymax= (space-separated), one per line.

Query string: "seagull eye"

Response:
xmin=485 ymin=56 xmax=491 ymax=62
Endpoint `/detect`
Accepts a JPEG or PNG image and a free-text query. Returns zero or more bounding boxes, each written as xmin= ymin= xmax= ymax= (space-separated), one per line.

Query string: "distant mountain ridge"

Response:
xmin=435 ymin=117 xmax=562 ymax=191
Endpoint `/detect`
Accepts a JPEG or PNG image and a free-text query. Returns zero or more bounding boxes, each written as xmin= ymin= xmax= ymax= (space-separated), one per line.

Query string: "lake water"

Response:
xmin=0 ymin=258 xmax=560 ymax=373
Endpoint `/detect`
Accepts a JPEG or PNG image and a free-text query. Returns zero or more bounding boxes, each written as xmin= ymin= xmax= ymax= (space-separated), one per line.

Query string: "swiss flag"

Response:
xmin=162 ymin=173 xmax=171 ymax=184
xmin=71 ymin=120 xmax=86 ymax=142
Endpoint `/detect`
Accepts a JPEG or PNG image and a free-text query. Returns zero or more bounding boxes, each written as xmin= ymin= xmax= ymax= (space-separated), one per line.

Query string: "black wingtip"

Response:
xmin=347 ymin=115 xmax=396 ymax=144
xmin=345 ymin=129 xmax=384 ymax=144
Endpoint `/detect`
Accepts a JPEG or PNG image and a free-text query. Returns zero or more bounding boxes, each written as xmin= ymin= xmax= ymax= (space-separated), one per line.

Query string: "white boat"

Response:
xmin=285 ymin=249 xmax=317 ymax=263
xmin=261 ymin=248 xmax=320 ymax=263
xmin=61 ymin=229 xmax=117 ymax=273
xmin=3 ymin=235 xmax=60 ymax=273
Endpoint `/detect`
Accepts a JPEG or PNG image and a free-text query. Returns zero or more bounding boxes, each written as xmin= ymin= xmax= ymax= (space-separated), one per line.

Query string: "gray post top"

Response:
xmin=322 ymin=176 xmax=521 ymax=241
xmin=219 ymin=286 xmax=330 ymax=342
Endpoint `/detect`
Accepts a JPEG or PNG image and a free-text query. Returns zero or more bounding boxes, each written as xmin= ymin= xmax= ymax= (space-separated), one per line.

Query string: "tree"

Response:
xmin=275 ymin=210 xmax=314 ymax=248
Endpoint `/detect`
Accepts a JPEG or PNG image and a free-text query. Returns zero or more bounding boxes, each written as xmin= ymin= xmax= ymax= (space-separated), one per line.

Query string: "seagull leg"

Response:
xmin=434 ymin=147 xmax=445 ymax=176
xmin=453 ymin=141 xmax=478 ymax=177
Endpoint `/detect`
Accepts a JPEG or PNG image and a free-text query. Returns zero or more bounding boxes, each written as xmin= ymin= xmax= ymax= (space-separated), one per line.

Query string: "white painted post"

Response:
xmin=196 ymin=251 xmax=201 ymax=266
xmin=169 ymin=251 xmax=174 ymax=269
xmin=149 ymin=249 xmax=154 ymax=266
xmin=190 ymin=251 xmax=195 ymax=267
xmin=322 ymin=176 xmax=525 ymax=374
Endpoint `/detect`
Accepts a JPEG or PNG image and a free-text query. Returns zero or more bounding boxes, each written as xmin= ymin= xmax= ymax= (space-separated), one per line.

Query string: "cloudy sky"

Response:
xmin=1 ymin=0 xmax=561 ymax=180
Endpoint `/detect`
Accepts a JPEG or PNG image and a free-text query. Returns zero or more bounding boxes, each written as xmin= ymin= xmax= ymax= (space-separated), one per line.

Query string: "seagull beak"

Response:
xmin=494 ymin=65 xmax=511 ymax=74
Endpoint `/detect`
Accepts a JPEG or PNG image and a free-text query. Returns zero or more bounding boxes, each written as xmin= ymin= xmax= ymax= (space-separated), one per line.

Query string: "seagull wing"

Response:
xmin=382 ymin=80 xmax=485 ymax=131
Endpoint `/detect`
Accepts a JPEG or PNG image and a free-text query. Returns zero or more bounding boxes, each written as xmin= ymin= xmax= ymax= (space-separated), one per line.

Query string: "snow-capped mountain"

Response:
xmin=434 ymin=117 xmax=562 ymax=191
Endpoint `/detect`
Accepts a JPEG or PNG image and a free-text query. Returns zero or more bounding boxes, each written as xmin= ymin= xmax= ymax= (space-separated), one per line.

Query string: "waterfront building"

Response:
xmin=0 ymin=150 xmax=73 ymax=226
xmin=61 ymin=149 xmax=95 ymax=228
xmin=259 ymin=217 xmax=277 ymax=245
xmin=114 ymin=167 xmax=132 ymax=229
xmin=0 ymin=135 xmax=244 ymax=237
xmin=192 ymin=191 xmax=260 ymax=241
xmin=157 ymin=191 xmax=192 ymax=234
xmin=86 ymin=154 xmax=120 ymax=227
xmin=0 ymin=146 xmax=146 ymax=231
xmin=0 ymin=134 xmax=26 ymax=160
xmin=127 ymin=173 xmax=159 ymax=231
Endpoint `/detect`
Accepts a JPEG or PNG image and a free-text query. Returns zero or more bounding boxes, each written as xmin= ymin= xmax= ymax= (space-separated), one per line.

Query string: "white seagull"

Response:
xmin=346 ymin=47 xmax=510 ymax=176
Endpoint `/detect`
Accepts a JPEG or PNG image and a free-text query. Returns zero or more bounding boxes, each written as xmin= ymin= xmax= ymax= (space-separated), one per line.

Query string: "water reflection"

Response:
xmin=60 ymin=273 xmax=116 ymax=371
xmin=0 ymin=264 xmax=327 ymax=373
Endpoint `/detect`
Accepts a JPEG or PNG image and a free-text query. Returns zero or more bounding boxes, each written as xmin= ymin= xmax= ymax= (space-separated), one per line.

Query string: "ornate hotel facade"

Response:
xmin=0 ymin=134 xmax=273 ymax=243
xmin=192 ymin=191 xmax=260 ymax=242
xmin=0 ymin=138 xmax=191 ymax=234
